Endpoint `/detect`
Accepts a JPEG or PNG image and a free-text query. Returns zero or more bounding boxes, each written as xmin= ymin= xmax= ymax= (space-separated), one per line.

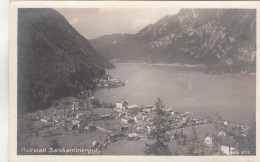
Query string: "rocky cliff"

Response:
xmin=90 ymin=9 xmax=256 ymax=74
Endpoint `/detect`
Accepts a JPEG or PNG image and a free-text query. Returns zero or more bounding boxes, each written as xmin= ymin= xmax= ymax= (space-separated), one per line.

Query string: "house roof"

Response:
xmin=128 ymin=133 xmax=138 ymax=137
xmin=164 ymin=107 xmax=173 ymax=112
xmin=101 ymin=114 xmax=111 ymax=117
xmin=127 ymin=104 xmax=138 ymax=109
xmin=117 ymin=98 xmax=128 ymax=103
xmin=204 ymin=136 xmax=213 ymax=140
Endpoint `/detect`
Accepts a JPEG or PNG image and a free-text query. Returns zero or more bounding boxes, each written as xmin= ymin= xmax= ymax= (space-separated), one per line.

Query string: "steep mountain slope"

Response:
xmin=90 ymin=9 xmax=256 ymax=73
xmin=90 ymin=34 xmax=133 ymax=60
xmin=18 ymin=8 xmax=114 ymax=113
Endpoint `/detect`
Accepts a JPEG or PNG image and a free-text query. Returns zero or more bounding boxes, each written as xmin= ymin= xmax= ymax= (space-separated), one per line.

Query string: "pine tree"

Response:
xmin=50 ymin=139 xmax=60 ymax=149
xmin=145 ymin=98 xmax=171 ymax=155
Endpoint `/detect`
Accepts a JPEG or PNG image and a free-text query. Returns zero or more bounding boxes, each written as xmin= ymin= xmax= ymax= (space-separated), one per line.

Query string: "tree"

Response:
xmin=237 ymin=123 xmax=256 ymax=155
xmin=50 ymin=139 xmax=61 ymax=149
xmin=78 ymin=91 xmax=94 ymax=116
xmin=145 ymin=98 xmax=171 ymax=155
xmin=247 ymin=123 xmax=256 ymax=155
xmin=191 ymin=125 xmax=199 ymax=143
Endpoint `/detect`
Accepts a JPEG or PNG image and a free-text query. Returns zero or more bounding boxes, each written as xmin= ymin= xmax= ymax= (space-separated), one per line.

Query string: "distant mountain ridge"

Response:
xmin=18 ymin=8 xmax=114 ymax=113
xmin=90 ymin=9 xmax=256 ymax=74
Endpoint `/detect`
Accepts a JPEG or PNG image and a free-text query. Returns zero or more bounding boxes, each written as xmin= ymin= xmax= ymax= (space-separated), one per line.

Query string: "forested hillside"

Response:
xmin=18 ymin=8 xmax=114 ymax=113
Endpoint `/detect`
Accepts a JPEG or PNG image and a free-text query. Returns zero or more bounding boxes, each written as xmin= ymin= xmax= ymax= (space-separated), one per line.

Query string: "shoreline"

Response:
xmin=112 ymin=61 xmax=207 ymax=68
xmin=110 ymin=61 xmax=256 ymax=76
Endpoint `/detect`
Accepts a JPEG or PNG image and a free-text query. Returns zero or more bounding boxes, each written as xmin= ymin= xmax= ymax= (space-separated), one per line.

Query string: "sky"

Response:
xmin=56 ymin=8 xmax=180 ymax=39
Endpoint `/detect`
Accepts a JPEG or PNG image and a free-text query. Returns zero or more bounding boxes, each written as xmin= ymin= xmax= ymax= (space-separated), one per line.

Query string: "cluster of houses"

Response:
xmin=111 ymin=98 xmax=212 ymax=140
xmin=32 ymin=101 xmax=83 ymax=131
xmin=96 ymin=75 xmax=126 ymax=89
xmin=33 ymin=100 xmax=99 ymax=133
xmin=202 ymin=123 xmax=250 ymax=155
xmin=203 ymin=135 xmax=239 ymax=155
xmin=111 ymin=98 xmax=251 ymax=156
xmin=32 ymin=95 xmax=251 ymax=156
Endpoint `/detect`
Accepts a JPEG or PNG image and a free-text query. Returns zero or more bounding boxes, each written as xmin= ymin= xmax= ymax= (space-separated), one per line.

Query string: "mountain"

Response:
xmin=18 ymin=8 xmax=114 ymax=113
xmin=90 ymin=9 xmax=256 ymax=73
xmin=90 ymin=34 xmax=132 ymax=60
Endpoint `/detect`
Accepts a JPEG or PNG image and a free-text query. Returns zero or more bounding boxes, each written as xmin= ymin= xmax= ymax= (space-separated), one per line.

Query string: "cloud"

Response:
xmin=69 ymin=17 xmax=79 ymax=25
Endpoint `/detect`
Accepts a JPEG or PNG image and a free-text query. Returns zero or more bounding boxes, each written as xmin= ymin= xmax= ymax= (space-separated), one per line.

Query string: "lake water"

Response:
xmin=95 ymin=63 xmax=256 ymax=126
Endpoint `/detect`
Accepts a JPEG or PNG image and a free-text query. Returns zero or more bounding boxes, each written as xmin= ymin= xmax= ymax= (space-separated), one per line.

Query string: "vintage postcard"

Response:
xmin=9 ymin=1 xmax=259 ymax=162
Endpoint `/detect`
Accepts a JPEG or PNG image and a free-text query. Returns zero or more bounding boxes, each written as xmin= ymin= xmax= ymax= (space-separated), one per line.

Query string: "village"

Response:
xmin=20 ymin=90 xmax=252 ymax=156
xmin=96 ymin=74 xmax=126 ymax=89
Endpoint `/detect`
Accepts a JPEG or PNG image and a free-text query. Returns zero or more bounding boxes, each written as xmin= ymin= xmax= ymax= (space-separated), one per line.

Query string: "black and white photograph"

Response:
xmin=15 ymin=6 xmax=256 ymax=156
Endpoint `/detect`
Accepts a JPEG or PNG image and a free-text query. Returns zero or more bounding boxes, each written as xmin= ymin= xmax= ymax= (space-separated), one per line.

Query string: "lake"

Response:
xmin=95 ymin=63 xmax=256 ymax=126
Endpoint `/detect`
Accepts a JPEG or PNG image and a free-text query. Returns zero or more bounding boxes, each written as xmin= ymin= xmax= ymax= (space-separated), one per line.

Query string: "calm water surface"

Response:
xmin=95 ymin=63 xmax=256 ymax=126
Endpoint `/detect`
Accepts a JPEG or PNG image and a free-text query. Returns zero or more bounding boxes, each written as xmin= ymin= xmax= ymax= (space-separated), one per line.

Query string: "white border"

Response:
xmin=0 ymin=0 xmax=9 ymax=162
xmin=9 ymin=1 xmax=260 ymax=162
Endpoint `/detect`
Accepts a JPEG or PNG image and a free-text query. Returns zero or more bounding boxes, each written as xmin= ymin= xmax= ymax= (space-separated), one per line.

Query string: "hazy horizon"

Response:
xmin=56 ymin=8 xmax=180 ymax=39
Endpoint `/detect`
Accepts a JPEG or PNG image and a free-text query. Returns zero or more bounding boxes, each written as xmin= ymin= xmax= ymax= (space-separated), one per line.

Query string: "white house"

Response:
xmin=92 ymin=140 xmax=99 ymax=147
xmin=221 ymin=145 xmax=239 ymax=155
xmin=182 ymin=117 xmax=187 ymax=123
xmin=136 ymin=126 xmax=144 ymax=132
xmin=134 ymin=116 xmax=138 ymax=123
xmin=223 ymin=121 xmax=229 ymax=125
xmin=147 ymin=126 xmax=152 ymax=134
xmin=71 ymin=101 xmax=79 ymax=111
xmin=144 ymin=108 xmax=152 ymax=112
xmin=218 ymin=131 xmax=226 ymax=136
xmin=101 ymin=114 xmax=111 ymax=120
xmin=142 ymin=115 xmax=148 ymax=121
xmin=71 ymin=120 xmax=80 ymax=125
xmin=127 ymin=104 xmax=138 ymax=109
xmin=116 ymin=102 xmax=123 ymax=109
xmin=116 ymin=99 xmax=128 ymax=109
xmin=121 ymin=118 xmax=128 ymax=124
xmin=128 ymin=133 xmax=138 ymax=138
xmin=41 ymin=116 xmax=51 ymax=123
xmin=202 ymin=119 xmax=208 ymax=124
xmin=204 ymin=136 xmax=213 ymax=145
xmin=41 ymin=119 xmax=48 ymax=123
xmin=164 ymin=107 xmax=173 ymax=112
xmin=195 ymin=120 xmax=202 ymax=125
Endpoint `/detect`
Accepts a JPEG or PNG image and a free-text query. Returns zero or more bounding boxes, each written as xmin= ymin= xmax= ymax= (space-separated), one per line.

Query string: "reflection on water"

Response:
xmin=95 ymin=63 xmax=256 ymax=126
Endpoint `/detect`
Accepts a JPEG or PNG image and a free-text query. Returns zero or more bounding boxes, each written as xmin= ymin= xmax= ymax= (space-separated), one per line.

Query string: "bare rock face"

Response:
xmin=90 ymin=9 xmax=256 ymax=74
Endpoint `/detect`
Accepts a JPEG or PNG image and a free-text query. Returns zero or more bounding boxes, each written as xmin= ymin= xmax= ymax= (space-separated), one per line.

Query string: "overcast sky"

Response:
xmin=56 ymin=8 xmax=180 ymax=39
